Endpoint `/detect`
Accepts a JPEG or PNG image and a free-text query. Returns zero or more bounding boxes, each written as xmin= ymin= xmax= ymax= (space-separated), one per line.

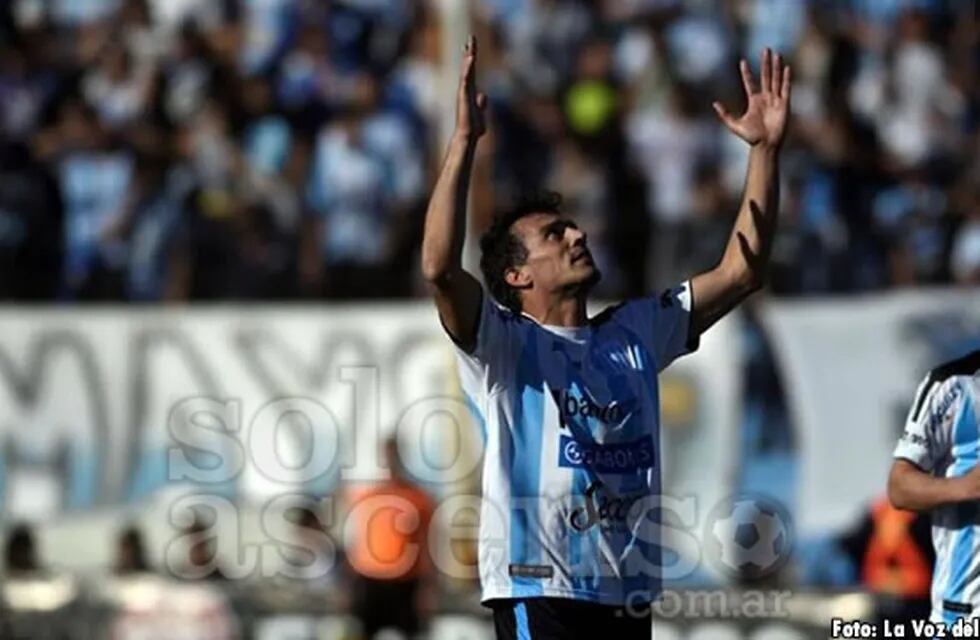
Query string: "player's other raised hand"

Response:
xmin=713 ymin=48 xmax=791 ymax=148
xmin=456 ymin=35 xmax=487 ymax=142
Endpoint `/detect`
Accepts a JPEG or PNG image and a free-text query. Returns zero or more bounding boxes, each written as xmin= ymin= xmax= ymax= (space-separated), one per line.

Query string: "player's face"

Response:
xmin=509 ymin=213 xmax=600 ymax=296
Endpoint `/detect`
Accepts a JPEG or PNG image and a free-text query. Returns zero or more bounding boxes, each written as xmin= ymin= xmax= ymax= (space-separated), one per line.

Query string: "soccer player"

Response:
xmin=889 ymin=349 xmax=980 ymax=626
xmin=421 ymin=36 xmax=790 ymax=639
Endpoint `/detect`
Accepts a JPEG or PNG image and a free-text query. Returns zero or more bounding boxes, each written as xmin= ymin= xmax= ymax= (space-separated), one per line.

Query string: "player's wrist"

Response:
xmin=751 ymin=140 xmax=782 ymax=156
xmin=450 ymin=130 xmax=480 ymax=148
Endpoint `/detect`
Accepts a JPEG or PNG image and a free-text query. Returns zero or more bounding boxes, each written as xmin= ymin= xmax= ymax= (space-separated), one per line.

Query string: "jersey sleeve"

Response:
xmin=614 ymin=281 xmax=700 ymax=372
xmin=448 ymin=289 xmax=523 ymax=394
xmin=893 ymin=375 xmax=961 ymax=472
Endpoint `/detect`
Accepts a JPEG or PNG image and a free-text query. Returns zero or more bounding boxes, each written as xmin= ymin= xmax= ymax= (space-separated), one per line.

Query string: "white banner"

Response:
xmin=0 ymin=305 xmax=459 ymax=517
xmin=763 ymin=288 xmax=980 ymax=536
xmin=0 ymin=302 xmax=740 ymax=546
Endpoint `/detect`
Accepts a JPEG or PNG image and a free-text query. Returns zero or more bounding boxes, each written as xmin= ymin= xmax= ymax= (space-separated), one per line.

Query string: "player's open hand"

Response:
xmin=456 ymin=35 xmax=487 ymax=142
xmin=713 ymin=48 xmax=791 ymax=148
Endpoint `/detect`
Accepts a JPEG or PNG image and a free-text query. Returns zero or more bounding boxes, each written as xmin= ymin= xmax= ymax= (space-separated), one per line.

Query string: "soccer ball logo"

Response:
xmin=703 ymin=494 xmax=793 ymax=581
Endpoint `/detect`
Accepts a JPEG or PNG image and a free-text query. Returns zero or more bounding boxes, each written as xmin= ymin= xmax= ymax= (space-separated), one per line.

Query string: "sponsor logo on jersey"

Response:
xmin=899 ymin=431 xmax=929 ymax=447
xmin=568 ymin=480 xmax=646 ymax=533
xmin=931 ymin=383 xmax=962 ymax=429
xmin=555 ymin=389 xmax=624 ymax=424
xmin=558 ymin=434 xmax=655 ymax=474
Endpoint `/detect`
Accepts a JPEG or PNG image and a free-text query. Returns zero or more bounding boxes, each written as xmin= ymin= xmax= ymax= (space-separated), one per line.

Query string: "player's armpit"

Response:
xmin=428 ymin=268 xmax=482 ymax=354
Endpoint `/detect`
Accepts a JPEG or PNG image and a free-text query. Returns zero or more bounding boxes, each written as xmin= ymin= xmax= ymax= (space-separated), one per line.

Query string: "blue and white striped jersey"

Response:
xmin=894 ymin=350 xmax=980 ymax=624
xmin=453 ymin=283 xmax=698 ymax=605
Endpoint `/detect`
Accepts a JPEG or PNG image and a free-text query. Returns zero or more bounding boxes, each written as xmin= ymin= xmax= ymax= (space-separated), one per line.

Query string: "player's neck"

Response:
xmin=521 ymin=294 xmax=588 ymax=328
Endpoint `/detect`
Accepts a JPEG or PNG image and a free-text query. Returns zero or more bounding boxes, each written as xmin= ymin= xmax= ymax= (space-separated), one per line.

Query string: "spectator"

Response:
xmin=119 ymin=0 xmax=170 ymax=67
xmin=239 ymin=0 xmax=296 ymax=75
xmin=161 ymin=22 xmax=219 ymax=126
xmin=38 ymin=99 xmax=134 ymax=300
xmin=951 ymin=188 xmax=980 ymax=285
xmin=386 ymin=4 xmax=441 ymax=147
xmin=0 ymin=41 xmax=51 ymax=139
xmin=0 ymin=0 xmax=969 ymax=302
xmin=49 ymin=0 xmax=122 ymax=28
xmin=114 ymin=525 xmax=152 ymax=575
xmin=627 ymin=84 xmax=717 ymax=288
xmin=174 ymin=516 xmax=228 ymax=582
xmin=116 ymin=152 xmax=185 ymax=301
xmin=0 ymin=140 xmax=63 ymax=299
xmin=506 ymin=0 xmax=593 ymax=95
xmin=303 ymin=77 xmax=423 ymax=298
xmin=276 ymin=22 xmax=348 ymax=134
xmin=4 ymin=523 xmax=41 ymax=575
xmin=839 ymin=496 xmax=934 ymax=627
xmin=344 ymin=437 xmax=436 ymax=640
xmin=82 ymin=41 xmax=155 ymax=131
xmin=281 ymin=505 xmax=338 ymax=588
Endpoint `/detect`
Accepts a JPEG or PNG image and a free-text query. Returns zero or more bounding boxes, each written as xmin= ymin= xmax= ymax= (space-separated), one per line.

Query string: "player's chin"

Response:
xmin=576 ymin=264 xmax=601 ymax=289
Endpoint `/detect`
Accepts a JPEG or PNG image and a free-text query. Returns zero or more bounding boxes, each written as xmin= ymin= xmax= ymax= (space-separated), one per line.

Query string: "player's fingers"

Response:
xmin=772 ymin=52 xmax=782 ymax=96
xmin=459 ymin=59 xmax=470 ymax=95
xmin=739 ymin=59 xmax=755 ymax=96
xmin=780 ymin=64 xmax=792 ymax=101
xmin=476 ymin=92 xmax=488 ymax=110
xmin=712 ymin=101 xmax=737 ymax=128
xmin=461 ymin=37 xmax=476 ymax=77
xmin=466 ymin=38 xmax=481 ymax=90
xmin=761 ymin=48 xmax=771 ymax=94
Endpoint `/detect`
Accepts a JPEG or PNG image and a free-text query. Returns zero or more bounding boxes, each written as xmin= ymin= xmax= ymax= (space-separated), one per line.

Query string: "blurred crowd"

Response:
xmin=0 ymin=0 xmax=976 ymax=302
xmin=1 ymin=438 xmax=442 ymax=638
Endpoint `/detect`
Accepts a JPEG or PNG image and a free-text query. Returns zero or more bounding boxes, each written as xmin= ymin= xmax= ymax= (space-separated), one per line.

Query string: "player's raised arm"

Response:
xmin=689 ymin=48 xmax=791 ymax=338
xmin=420 ymin=36 xmax=486 ymax=353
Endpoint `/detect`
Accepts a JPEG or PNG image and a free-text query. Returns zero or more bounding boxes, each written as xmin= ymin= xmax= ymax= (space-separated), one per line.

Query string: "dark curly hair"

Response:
xmin=479 ymin=191 xmax=563 ymax=313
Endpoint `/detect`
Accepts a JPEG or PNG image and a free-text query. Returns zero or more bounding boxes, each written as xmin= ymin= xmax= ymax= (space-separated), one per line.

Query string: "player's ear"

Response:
xmin=504 ymin=265 xmax=532 ymax=290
